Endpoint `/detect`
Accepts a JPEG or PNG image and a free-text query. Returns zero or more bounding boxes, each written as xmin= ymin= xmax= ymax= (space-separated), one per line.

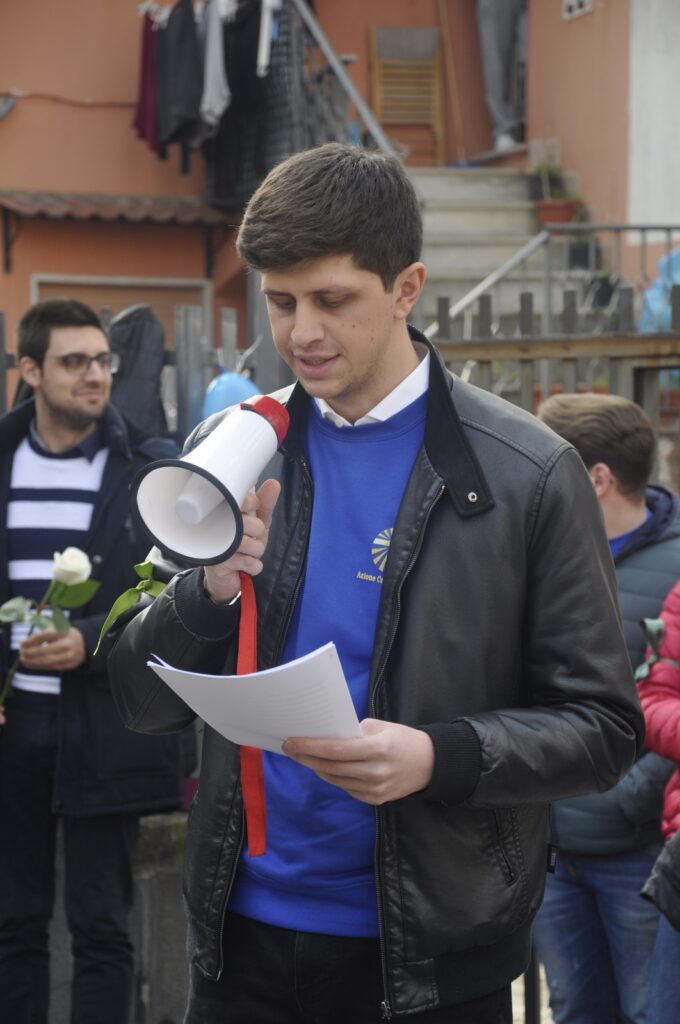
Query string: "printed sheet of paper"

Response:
xmin=147 ymin=642 xmax=362 ymax=753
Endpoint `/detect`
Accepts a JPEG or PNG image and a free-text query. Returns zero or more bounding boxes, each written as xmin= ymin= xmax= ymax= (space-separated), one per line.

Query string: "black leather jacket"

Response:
xmin=109 ymin=334 xmax=643 ymax=1016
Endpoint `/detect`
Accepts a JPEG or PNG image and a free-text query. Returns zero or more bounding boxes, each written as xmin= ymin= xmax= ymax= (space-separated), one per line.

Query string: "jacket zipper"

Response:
xmin=371 ymin=484 xmax=445 ymax=1021
xmin=272 ymin=455 xmax=313 ymax=665
xmin=215 ymin=818 xmax=245 ymax=980
xmin=493 ymin=810 xmax=516 ymax=884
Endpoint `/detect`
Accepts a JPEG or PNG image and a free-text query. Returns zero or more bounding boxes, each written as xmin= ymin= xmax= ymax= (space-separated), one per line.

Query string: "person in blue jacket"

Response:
xmin=534 ymin=391 xmax=680 ymax=1024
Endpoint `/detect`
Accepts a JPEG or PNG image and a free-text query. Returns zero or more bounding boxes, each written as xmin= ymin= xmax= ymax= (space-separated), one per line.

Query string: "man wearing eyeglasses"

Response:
xmin=0 ymin=299 xmax=185 ymax=1024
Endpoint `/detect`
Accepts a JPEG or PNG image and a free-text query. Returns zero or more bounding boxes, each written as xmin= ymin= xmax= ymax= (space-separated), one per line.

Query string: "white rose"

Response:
xmin=52 ymin=547 xmax=92 ymax=586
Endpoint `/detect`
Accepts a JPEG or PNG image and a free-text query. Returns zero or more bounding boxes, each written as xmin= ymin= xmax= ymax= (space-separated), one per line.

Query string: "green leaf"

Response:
xmin=134 ymin=561 xmax=155 ymax=581
xmin=139 ymin=579 xmax=166 ymax=598
xmin=50 ymin=606 xmax=71 ymax=634
xmin=93 ymin=563 xmax=168 ymax=656
xmin=30 ymin=613 xmax=56 ymax=631
xmin=54 ymin=579 xmax=101 ymax=609
xmin=0 ymin=597 xmax=34 ymax=622
xmin=46 ymin=581 xmax=67 ymax=607
xmin=93 ymin=588 xmax=143 ymax=656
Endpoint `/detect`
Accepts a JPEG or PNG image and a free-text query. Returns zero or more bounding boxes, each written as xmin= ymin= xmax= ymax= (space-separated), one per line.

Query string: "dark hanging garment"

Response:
xmin=109 ymin=305 xmax=169 ymax=439
xmin=132 ymin=13 xmax=160 ymax=153
xmin=204 ymin=0 xmax=264 ymax=200
xmin=155 ymin=0 xmax=204 ymax=172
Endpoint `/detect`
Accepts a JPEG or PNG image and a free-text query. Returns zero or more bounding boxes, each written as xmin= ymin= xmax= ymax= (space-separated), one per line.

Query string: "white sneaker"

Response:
xmin=494 ymin=132 xmax=516 ymax=153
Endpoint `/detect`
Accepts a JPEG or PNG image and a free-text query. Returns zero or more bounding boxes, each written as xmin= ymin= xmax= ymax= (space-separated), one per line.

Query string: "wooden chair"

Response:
xmin=368 ymin=26 xmax=444 ymax=165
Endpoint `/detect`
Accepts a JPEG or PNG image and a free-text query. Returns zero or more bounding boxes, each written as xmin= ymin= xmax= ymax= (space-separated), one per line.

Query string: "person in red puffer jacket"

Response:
xmin=638 ymin=578 xmax=680 ymax=1023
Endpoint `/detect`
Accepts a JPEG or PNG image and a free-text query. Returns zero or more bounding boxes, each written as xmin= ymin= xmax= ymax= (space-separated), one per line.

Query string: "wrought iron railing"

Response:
xmin=424 ymin=223 xmax=680 ymax=342
xmin=288 ymin=0 xmax=394 ymax=155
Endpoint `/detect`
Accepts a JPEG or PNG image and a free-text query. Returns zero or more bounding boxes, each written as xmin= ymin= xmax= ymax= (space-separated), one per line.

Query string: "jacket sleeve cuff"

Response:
xmin=418 ymin=720 xmax=482 ymax=804
xmin=174 ymin=568 xmax=240 ymax=639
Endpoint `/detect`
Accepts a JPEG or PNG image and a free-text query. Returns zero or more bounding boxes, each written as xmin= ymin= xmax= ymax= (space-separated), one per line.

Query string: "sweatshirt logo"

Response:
xmin=356 ymin=528 xmax=393 ymax=584
xmin=371 ymin=528 xmax=393 ymax=572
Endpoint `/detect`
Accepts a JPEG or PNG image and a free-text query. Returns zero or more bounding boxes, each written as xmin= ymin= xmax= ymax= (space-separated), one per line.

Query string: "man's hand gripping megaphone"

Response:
xmin=202 ymin=478 xmax=281 ymax=605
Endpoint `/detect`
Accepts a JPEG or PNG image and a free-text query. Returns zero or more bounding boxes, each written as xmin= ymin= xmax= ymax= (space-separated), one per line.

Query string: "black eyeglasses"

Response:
xmin=44 ymin=352 xmax=120 ymax=375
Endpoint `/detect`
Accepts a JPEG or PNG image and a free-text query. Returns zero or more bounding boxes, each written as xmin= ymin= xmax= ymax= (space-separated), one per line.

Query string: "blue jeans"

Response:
xmin=186 ymin=911 xmax=513 ymax=1023
xmin=647 ymin=913 xmax=680 ymax=1024
xmin=532 ymin=846 xmax=662 ymax=1024
xmin=0 ymin=690 xmax=138 ymax=1024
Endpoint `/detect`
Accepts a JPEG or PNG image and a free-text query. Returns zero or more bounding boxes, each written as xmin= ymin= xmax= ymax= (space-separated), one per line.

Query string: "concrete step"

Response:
xmin=408 ymin=166 xmax=531 ymax=204
xmin=421 ymin=200 xmax=538 ymax=237
xmin=421 ymin=235 xmax=554 ymax=277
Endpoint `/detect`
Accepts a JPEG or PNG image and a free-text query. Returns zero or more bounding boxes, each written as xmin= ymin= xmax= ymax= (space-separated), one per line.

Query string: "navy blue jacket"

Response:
xmin=551 ymin=485 xmax=680 ymax=855
xmin=0 ymin=399 xmax=186 ymax=816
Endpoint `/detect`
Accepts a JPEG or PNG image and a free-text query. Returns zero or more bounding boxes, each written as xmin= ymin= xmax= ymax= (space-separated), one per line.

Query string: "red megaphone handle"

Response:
xmin=237 ymin=571 xmax=267 ymax=857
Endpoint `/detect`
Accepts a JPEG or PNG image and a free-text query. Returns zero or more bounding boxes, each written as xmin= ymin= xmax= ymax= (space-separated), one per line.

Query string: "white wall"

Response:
xmin=628 ymin=0 xmax=680 ymax=230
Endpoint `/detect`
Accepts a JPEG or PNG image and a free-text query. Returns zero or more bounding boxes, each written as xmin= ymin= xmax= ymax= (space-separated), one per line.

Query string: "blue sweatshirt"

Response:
xmin=229 ymin=394 xmax=427 ymax=936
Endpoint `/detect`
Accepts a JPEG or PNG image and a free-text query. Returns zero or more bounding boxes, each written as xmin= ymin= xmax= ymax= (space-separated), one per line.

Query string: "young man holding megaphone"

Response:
xmin=109 ymin=143 xmax=643 ymax=1023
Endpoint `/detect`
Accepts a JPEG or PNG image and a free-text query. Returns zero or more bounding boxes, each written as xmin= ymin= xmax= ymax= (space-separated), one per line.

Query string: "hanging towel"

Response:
xmin=132 ymin=13 xmax=160 ymax=152
xmin=201 ymin=0 xmax=231 ymax=132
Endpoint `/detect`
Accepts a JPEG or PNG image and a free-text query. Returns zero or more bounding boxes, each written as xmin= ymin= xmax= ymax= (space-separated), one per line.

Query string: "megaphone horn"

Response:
xmin=132 ymin=396 xmax=289 ymax=566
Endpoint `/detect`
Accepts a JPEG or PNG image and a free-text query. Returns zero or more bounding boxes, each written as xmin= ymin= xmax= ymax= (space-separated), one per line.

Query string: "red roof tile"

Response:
xmin=0 ymin=190 xmax=235 ymax=227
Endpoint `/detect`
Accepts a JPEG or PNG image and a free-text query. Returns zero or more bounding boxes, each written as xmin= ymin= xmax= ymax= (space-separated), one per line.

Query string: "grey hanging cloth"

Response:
xmin=155 ymin=0 xmax=204 ymax=172
xmin=109 ymin=305 xmax=169 ymax=438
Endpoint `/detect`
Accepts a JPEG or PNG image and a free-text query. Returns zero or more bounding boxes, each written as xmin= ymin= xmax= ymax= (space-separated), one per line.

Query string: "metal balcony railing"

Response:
xmin=424 ymin=223 xmax=680 ymax=342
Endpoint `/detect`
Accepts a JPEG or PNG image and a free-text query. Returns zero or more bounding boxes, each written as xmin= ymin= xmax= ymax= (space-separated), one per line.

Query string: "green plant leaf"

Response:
xmin=93 ymin=588 xmax=143 ymax=656
xmin=55 ymin=579 xmax=101 ymax=609
xmin=50 ymin=607 xmax=71 ymax=634
xmin=0 ymin=597 xmax=34 ymax=622
xmin=30 ymin=613 xmax=56 ymax=631
xmin=134 ymin=561 xmax=155 ymax=580
xmin=93 ymin=564 xmax=168 ymax=656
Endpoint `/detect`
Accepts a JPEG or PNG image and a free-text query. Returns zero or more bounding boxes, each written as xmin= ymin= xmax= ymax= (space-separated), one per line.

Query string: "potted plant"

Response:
xmin=529 ymin=161 xmax=581 ymax=227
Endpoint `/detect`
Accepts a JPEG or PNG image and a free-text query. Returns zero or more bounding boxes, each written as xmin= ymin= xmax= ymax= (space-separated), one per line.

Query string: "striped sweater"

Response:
xmin=7 ymin=427 xmax=108 ymax=694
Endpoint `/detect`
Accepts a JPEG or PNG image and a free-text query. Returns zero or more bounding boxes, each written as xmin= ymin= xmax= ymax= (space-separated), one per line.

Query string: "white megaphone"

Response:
xmin=132 ymin=396 xmax=289 ymax=566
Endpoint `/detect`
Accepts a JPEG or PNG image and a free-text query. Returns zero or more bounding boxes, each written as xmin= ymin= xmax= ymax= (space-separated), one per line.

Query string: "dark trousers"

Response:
xmin=0 ymin=690 xmax=139 ymax=1024
xmin=186 ymin=911 xmax=513 ymax=1023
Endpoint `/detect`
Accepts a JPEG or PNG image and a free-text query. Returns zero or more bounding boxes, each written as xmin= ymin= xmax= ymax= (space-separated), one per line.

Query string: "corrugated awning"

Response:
xmin=0 ymin=190 xmax=234 ymax=226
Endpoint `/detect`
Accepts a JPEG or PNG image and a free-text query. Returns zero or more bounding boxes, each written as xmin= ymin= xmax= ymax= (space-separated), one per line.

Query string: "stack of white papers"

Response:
xmin=147 ymin=641 xmax=362 ymax=753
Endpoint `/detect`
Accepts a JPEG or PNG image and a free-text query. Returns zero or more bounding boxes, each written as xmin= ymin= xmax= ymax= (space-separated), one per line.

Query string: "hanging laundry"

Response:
xmin=200 ymin=0 xmax=231 ymax=133
xmin=132 ymin=12 xmax=161 ymax=152
xmin=154 ymin=0 xmax=204 ymax=172
xmin=220 ymin=0 xmax=239 ymax=21
xmin=256 ymin=0 xmax=283 ymax=78
xmin=204 ymin=0 xmax=263 ymax=199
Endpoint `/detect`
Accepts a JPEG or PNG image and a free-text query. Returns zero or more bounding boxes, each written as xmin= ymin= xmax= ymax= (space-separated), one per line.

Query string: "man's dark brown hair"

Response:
xmin=537 ymin=392 xmax=655 ymax=497
xmin=18 ymin=299 xmax=103 ymax=365
xmin=236 ymin=142 xmax=422 ymax=290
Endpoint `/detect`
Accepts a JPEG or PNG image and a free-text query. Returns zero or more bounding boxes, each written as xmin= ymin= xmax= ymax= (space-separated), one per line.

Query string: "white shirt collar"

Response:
xmin=315 ymin=351 xmax=430 ymax=428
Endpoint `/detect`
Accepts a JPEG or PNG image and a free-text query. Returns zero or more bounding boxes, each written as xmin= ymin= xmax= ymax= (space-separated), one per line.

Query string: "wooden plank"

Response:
xmin=634 ymin=367 xmax=661 ymax=437
xmin=618 ymin=287 xmax=634 ymax=331
xmin=437 ymin=297 xmax=451 ymax=340
xmin=520 ymin=360 xmax=534 ymax=411
xmin=672 ymin=284 xmax=680 ymax=332
xmin=478 ymin=294 xmax=492 ymax=338
xmin=562 ymin=290 xmax=578 ymax=335
xmin=617 ymin=359 xmax=635 ymax=400
xmin=608 ymin=357 xmax=620 ymax=394
xmin=434 ymin=334 xmax=680 ymax=363
xmin=562 ymin=358 xmax=577 ymax=392
xmin=519 ymin=292 xmax=535 ymax=336
xmin=476 ymin=360 xmax=492 ymax=391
